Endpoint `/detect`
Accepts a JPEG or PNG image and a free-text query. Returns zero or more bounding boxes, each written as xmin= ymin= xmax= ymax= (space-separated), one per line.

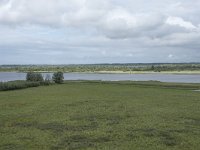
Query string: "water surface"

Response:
xmin=1 ymin=72 xmax=200 ymax=83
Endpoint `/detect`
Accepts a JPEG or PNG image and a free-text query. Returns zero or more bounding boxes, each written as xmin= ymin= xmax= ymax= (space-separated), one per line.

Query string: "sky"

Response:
xmin=0 ymin=0 xmax=200 ymax=64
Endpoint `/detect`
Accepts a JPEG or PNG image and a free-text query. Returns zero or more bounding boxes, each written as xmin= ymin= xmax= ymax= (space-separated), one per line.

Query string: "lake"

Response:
xmin=0 ymin=72 xmax=200 ymax=83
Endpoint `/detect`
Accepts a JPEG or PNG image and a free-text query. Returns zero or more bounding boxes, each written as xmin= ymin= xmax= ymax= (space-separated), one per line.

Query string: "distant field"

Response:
xmin=0 ymin=81 xmax=200 ymax=150
xmin=92 ymin=70 xmax=200 ymax=74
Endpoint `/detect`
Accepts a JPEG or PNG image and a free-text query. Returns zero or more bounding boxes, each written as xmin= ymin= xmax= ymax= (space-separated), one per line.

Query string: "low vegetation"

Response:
xmin=0 ymin=81 xmax=200 ymax=149
xmin=0 ymin=72 xmax=57 ymax=91
xmin=0 ymin=81 xmax=41 ymax=91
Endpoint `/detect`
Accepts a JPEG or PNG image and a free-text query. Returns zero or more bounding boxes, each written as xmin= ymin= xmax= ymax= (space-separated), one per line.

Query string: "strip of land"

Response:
xmin=1 ymin=63 xmax=200 ymax=74
xmin=91 ymin=70 xmax=200 ymax=74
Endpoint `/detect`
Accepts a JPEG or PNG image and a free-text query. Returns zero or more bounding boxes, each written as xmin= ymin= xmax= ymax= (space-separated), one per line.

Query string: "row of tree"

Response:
xmin=26 ymin=72 xmax=64 ymax=84
xmin=1 ymin=63 xmax=200 ymax=72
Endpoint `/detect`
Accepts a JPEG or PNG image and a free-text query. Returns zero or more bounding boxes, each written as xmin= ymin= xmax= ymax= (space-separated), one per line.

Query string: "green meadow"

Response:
xmin=0 ymin=81 xmax=200 ymax=150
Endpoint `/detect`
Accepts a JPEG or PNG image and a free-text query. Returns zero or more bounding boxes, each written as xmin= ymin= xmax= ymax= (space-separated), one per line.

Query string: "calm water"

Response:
xmin=0 ymin=72 xmax=200 ymax=83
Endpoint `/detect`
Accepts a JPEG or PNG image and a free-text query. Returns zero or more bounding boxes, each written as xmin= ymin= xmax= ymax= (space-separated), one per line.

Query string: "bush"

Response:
xmin=0 ymin=81 xmax=41 ymax=91
xmin=40 ymin=81 xmax=52 ymax=86
xmin=26 ymin=72 xmax=44 ymax=82
xmin=52 ymin=72 xmax=64 ymax=84
xmin=0 ymin=80 xmax=54 ymax=91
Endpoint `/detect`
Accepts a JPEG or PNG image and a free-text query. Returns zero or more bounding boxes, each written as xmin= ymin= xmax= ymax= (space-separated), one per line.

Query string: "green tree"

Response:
xmin=52 ymin=72 xmax=64 ymax=84
xmin=26 ymin=72 xmax=44 ymax=82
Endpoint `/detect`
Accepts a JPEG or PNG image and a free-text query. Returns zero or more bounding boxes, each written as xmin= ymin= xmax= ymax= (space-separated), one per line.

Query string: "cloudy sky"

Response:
xmin=0 ymin=0 xmax=200 ymax=64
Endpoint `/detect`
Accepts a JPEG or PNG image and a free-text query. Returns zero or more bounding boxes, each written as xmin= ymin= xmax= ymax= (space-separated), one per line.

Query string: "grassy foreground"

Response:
xmin=0 ymin=81 xmax=200 ymax=150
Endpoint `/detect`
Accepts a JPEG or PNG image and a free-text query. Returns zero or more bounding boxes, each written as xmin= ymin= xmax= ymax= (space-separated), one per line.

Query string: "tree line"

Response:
xmin=1 ymin=63 xmax=200 ymax=72
xmin=0 ymin=72 xmax=64 ymax=91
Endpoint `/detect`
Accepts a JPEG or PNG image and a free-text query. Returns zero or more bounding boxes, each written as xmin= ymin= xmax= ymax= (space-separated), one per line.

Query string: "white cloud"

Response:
xmin=166 ymin=16 xmax=197 ymax=30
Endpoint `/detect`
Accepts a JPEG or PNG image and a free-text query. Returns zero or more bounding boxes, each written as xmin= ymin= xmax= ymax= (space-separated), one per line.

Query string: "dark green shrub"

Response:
xmin=0 ymin=81 xmax=40 ymax=91
xmin=40 ymin=81 xmax=52 ymax=86
xmin=52 ymin=72 xmax=64 ymax=84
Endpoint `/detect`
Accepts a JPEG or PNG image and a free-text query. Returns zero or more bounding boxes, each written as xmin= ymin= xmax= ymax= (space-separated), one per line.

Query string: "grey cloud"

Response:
xmin=0 ymin=0 xmax=199 ymax=64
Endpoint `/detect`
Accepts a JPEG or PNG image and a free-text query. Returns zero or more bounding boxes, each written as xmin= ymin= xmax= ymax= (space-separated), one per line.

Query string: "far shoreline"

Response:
xmin=1 ymin=70 xmax=200 ymax=75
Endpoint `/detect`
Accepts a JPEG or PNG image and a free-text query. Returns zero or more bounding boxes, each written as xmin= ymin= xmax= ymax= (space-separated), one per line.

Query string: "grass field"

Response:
xmin=0 ymin=81 xmax=200 ymax=150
